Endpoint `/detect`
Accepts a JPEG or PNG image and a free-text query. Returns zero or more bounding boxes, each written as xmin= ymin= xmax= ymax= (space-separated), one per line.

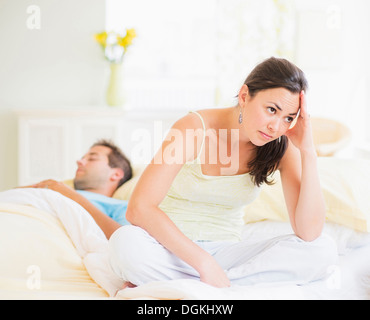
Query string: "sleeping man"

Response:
xmin=26 ymin=139 xmax=133 ymax=239
xmin=72 ymin=139 xmax=132 ymax=225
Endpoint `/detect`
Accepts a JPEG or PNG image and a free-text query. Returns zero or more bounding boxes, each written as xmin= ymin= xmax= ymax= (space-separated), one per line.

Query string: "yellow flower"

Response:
xmin=94 ymin=28 xmax=136 ymax=63
xmin=126 ymin=28 xmax=136 ymax=39
xmin=118 ymin=28 xmax=137 ymax=48
xmin=94 ymin=31 xmax=108 ymax=48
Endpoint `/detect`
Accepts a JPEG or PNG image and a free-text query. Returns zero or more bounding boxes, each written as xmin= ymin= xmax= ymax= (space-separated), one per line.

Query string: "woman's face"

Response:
xmin=240 ymin=86 xmax=300 ymax=146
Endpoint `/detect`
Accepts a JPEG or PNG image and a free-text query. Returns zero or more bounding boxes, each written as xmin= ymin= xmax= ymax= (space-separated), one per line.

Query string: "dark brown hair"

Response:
xmin=93 ymin=139 xmax=133 ymax=189
xmin=244 ymin=57 xmax=308 ymax=187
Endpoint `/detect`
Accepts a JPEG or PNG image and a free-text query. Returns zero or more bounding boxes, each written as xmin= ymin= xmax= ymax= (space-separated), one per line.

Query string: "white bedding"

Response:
xmin=117 ymin=221 xmax=370 ymax=300
xmin=0 ymin=188 xmax=122 ymax=297
xmin=1 ymin=188 xmax=370 ymax=300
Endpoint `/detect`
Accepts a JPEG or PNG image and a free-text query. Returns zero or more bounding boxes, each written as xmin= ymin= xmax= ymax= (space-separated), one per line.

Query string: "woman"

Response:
xmin=109 ymin=57 xmax=337 ymax=288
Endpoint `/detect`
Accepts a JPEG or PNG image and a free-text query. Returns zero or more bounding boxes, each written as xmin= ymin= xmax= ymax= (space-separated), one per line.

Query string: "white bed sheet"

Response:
xmin=0 ymin=188 xmax=123 ymax=297
xmin=116 ymin=221 xmax=370 ymax=300
xmin=1 ymin=188 xmax=370 ymax=300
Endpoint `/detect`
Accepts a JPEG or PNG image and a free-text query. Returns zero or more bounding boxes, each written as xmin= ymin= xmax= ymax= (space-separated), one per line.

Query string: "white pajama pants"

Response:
xmin=108 ymin=225 xmax=338 ymax=287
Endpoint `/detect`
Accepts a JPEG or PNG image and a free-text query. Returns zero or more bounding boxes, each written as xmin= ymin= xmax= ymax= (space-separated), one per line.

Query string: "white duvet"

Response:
xmin=1 ymin=188 xmax=370 ymax=300
xmin=0 ymin=188 xmax=122 ymax=297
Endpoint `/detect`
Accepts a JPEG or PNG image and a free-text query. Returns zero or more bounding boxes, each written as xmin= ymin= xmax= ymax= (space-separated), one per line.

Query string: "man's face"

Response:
xmin=73 ymin=145 xmax=115 ymax=190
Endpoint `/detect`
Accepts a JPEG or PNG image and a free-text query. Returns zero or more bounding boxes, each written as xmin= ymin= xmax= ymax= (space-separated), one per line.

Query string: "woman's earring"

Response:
xmin=278 ymin=136 xmax=281 ymax=143
xmin=239 ymin=109 xmax=243 ymax=124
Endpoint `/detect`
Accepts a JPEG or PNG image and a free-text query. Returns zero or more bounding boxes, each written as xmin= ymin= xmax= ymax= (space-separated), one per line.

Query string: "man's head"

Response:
xmin=73 ymin=139 xmax=132 ymax=197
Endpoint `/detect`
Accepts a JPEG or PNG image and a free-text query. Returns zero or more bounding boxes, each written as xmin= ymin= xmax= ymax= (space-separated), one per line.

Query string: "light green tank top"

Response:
xmin=159 ymin=111 xmax=261 ymax=242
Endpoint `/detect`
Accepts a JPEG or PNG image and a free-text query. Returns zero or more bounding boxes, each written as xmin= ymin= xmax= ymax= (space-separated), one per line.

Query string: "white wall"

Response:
xmin=1 ymin=0 xmax=369 ymax=191
xmin=0 ymin=0 xmax=106 ymax=191
xmin=294 ymin=0 xmax=370 ymax=150
xmin=108 ymin=0 xmax=370 ymax=150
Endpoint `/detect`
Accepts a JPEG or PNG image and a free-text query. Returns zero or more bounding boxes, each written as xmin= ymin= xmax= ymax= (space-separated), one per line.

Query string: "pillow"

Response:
xmin=244 ymin=157 xmax=370 ymax=233
xmin=65 ymin=158 xmax=370 ymax=232
xmin=113 ymin=164 xmax=146 ymax=200
xmin=63 ymin=179 xmax=74 ymax=189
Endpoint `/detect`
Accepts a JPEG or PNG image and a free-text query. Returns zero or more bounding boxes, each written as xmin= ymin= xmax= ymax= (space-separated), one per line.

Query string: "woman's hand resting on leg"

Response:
xmin=198 ymin=254 xmax=230 ymax=288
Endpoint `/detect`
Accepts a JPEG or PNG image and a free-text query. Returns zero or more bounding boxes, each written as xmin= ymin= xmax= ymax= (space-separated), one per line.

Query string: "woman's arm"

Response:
xmin=280 ymin=91 xmax=326 ymax=242
xmin=22 ymin=180 xmax=121 ymax=239
xmin=126 ymin=114 xmax=231 ymax=288
xmin=279 ymin=145 xmax=325 ymax=241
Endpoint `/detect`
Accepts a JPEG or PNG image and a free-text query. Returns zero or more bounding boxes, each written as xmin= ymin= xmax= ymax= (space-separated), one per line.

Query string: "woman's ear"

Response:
xmin=238 ymin=84 xmax=249 ymax=107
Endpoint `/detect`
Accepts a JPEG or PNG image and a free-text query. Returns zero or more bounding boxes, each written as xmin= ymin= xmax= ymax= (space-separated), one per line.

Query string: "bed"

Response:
xmin=1 ymin=157 xmax=370 ymax=300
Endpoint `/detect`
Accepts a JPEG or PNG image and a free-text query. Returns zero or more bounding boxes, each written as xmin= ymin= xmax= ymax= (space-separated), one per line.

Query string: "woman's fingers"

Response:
xmin=299 ymin=91 xmax=310 ymax=120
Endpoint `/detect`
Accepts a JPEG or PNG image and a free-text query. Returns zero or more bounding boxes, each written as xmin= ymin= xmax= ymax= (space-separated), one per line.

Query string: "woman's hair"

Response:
xmin=93 ymin=139 xmax=133 ymax=189
xmin=243 ymin=57 xmax=308 ymax=187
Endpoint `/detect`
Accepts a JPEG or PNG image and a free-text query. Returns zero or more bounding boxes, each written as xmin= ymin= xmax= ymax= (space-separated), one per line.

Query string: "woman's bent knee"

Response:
xmin=301 ymin=233 xmax=338 ymax=282
xmin=108 ymin=225 xmax=150 ymax=281
xmin=312 ymin=233 xmax=338 ymax=267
